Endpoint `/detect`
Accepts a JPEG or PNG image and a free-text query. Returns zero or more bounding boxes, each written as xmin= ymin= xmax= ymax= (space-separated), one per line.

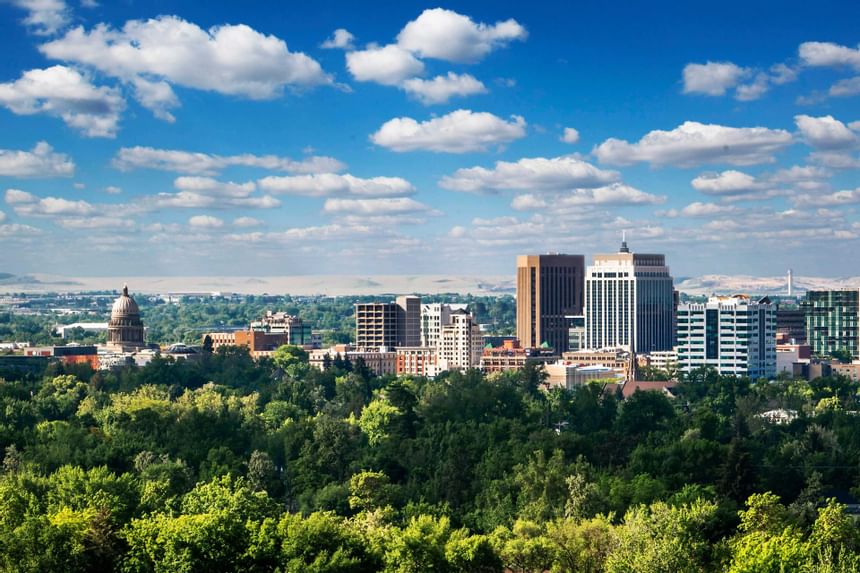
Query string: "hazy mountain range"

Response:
xmin=1 ymin=273 xmax=858 ymax=297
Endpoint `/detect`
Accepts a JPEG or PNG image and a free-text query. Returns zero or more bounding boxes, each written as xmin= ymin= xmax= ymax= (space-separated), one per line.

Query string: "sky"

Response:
xmin=0 ymin=0 xmax=859 ymax=279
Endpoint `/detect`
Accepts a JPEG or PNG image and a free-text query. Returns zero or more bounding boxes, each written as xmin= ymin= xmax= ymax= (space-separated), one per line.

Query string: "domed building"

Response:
xmin=107 ymin=284 xmax=146 ymax=351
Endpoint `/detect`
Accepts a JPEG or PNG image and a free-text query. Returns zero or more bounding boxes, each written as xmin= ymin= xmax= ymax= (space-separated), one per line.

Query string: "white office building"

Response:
xmin=676 ymin=295 xmax=776 ymax=379
xmin=584 ymin=238 xmax=675 ymax=353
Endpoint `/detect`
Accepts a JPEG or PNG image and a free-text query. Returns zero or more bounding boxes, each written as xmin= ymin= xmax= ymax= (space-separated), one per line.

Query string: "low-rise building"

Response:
xmin=562 ymin=348 xmax=631 ymax=378
xmin=396 ymin=347 xmax=439 ymax=377
xmin=832 ymin=361 xmax=860 ymax=383
xmin=776 ymin=344 xmax=811 ymax=375
xmin=309 ymin=344 xmax=397 ymax=376
xmin=480 ymin=339 xmax=556 ymax=373
xmin=25 ymin=344 xmax=99 ymax=369
xmin=544 ymin=362 xmax=620 ymax=390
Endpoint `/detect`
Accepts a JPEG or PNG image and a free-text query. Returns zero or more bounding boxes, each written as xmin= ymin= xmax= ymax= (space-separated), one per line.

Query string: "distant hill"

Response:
xmin=675 ymin=274 xmax=860 ymax=296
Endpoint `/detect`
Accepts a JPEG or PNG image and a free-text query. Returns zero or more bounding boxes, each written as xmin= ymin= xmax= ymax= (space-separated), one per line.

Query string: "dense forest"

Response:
xmin=1 ymin=347 xmax=860 ymax=572
xmin=0 ymin=294 xmax=517 ymax=346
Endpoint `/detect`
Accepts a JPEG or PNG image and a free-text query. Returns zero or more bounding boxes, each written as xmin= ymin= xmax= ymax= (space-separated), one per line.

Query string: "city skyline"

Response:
xmin=1 ymin=1 xmax=859 ymax=278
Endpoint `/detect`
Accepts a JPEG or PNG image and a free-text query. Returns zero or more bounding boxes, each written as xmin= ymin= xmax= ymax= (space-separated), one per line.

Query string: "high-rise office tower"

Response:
xmin=802 ymin=289 xmax=860 ymax=359
xmin=676 ymin=295 xmax=776 ymax=379
xmin=516 ymin=254 xmax=585 ymax=353
xmin=438 ymin=309 xmax=484 ymax=370
xmin=584 ymin=238 xmax=674 ymax=353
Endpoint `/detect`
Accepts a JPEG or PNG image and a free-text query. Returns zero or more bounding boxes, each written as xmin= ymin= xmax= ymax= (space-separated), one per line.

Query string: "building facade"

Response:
xmin=676 ymin=295 xmax=776 ymax=379
xmin=802 ymin=290 xmax=860 ymax=359
xmin=420 ymin=303 xmax=468 ymax=348
xmin=355 ymin=295 xmax=421 ymax=349
xmin=776 ymin=308 xmax=807 ymax=345
xmin=438 ymin=309 xmax=484 ymax=371
xmin=516 ymin=254 xmax=585 ymax=353
xmin=480 ymin=339 xmax=556 ymax=373
xmin=396 ymin=347 xmax=439 ymax=377
xmin=584 ymin=240 xmax=675 ymax=353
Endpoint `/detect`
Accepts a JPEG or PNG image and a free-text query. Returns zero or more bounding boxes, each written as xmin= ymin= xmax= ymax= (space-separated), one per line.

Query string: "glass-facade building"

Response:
xmin=802 ymin=290 xmax=860 ymax=359
xmin=584 ymin=241 xmax=675 ymax=353
xmin=676 ymin=295 xmax=776 ymax=379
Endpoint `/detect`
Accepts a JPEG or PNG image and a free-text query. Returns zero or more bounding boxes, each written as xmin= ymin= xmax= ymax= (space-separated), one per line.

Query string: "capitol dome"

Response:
xmin=111 ymin=284 xmax=140 ymax=318
xmin=107 ymin=284 xmax=146 ymax=351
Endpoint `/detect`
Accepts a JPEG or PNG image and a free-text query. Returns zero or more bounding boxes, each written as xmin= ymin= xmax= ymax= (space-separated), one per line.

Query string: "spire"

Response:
xmin=122 ymin=283 xmax=129 ymax=296
xmin=619 ymin=230 xmax=630 ymax=253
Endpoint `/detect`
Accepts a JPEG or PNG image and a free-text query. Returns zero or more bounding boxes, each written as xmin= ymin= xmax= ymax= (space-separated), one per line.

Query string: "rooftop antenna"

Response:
xmin=619 ymin=230 xmax=630 ymax=253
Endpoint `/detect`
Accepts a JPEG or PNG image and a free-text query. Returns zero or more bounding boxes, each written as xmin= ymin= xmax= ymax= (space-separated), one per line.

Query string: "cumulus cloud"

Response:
xmin=396 ymin=8 xmax=526 ymax=63
xmin=561 ymin=127 xmax=580 ymax=144
xmin=0 ymin=210 xmax=5 ymax=223
xmin=4 ymin=189 xmax=37 ymax=204
xmin=9 ymin=0 xmax=69 ymax=35
xmin=173 ymin=176 xmax=256 ymax=197
xmin=105 ymin=185 xmax=122 ymax=194
xmin=0 ymin=65 xmax=124 ymax=137
xmin=401 ymin=72 xmax=486 ymax=104
xmin=343 ymin=8 xmax=524 ymax=99
xmin=810 ymin=151 xmax=860 ymax=170
xmin=691 ymin=170 xmax=766 ymax=196
xmin=682 ymin=61 xmax=748 ymax=96
xmin=57 ymin=216 xmax=134 ymax=230
xmin=0 ymin=141 xmax=74 ymax=177
xmin=188 ymin=215 xmax=224 ymax=229
xmin=346 ymin=44 xmax=424 ymax=85
xmin=148 ymin=190 xmax=280 ymax=211
xmin=829 ymin=76 xmax=860 ymax=97
xmin=439 ymin=156 xmax=619 ymax=193
xmin=12 ymin=195 xmax=96 ymax=216
xmin=593 ymin=121 xmax=793 ymax=167
xmin=794 ymin=114 xmax=858 ymax=150
xmin=112 ymin=146 xmax=345 ymax=175
xmin=322 ymin=197 xmax=438 ymax=216
xmin=554 ymin=183 xmax=665 ymax=207
xmin=799 ymin=41 xmax=860 ymax=70
xmin=0 ymin=223 xmax=42 ymax=238
xmin=321 ymin=28 xmax=355 ymax=50
xmin=40 ymin=16 xmax=332 ymax=119
xmin=792 ymin=188 xmax=860 ymax=207
xmin=258 ymin=173 xmax=414 ymax=197
xmin=371 ymin=109 xmax=526 ymax=153
xmin=233 ymin=216 xmax=262 ymax=227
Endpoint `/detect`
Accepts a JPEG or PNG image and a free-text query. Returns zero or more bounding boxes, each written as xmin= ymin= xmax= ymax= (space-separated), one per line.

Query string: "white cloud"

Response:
xmin=346 ymin=44 xmax=424 ymax=85
xmin=682 ymin=61 xmax=747 ymax=96
xmin=0 ymin=210 xmax=5 ymax=223
xmin=371 ymin=109 xmax=526 ymax=153
xmin=793 ymin=188 xmax=860 ymax=207
xmin=105 ymin=185 xmax=121 ymax=194
xmin=258 ymin=173 xmax=414 ymax=197
xmin=691 ymin=170 xmax=766 ymax=196
xmin=0 ymin=141 xmax=74 ymax=177
xmin=396 ymin=8 xmax=526 ymax=63
xmin=57 ymin=216 xmax=133 ymax=230
xmin=13 ymin=195 xmax=96 ymax=216
xmin=10 ymin=0 xmax=69 ymax=35
xmin=593 ymin=121 xmax=793 ymax=167
xmin=4 ymin=189 xmax=37 ymax=204
xmin=439 ymin=156 xmax=619 ymax=193
xmin=556 ymin=183 xmax=665 ymax=207
xmin=322 ymin=197 xmax=437 ymax=216
xmin=799 ymin=41 xmax=860 ymax=70
xmin=40 ymin=16 xmax=332 ymax=119
xmin=448 ymin=225 xmax=467 ymax=238
xmin=188 ymin=215 xmax=224 ymax=229
xmin=560 ymin=127 xmax=580 ymax=144
xmin=678 ymin=202 xmax=739 ymax=217
xmin=113 ymin=146 xmax=345 ymax=175
xmin=173 ymin=176 xmax=256 ymax=197
xmin=0 ymin=66 xmax=124 ymax=137
xmin=233 ymin=216 xmax=262 ymax=227
xmin=401 ymin=72 xmax=487 ymax=105
xmin=0 ymin=223 xmax=42 ymax=238
xmin=148 ymin=191 xmax=280 ymax=211
xmin=830 ymin=76 xmax=860 ymax=97
xmin=794 ymin=114 xmax=858 ymax=150
xmin=810 ymin=151 xmax=860 ymax=169
xmin=321 ymin=28 xmax=355 ymax=50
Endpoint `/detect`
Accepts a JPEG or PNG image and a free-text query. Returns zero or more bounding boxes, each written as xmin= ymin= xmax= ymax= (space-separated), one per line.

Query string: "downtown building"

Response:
xmin=516 ymin=254 xmax=585 ymax=353
xmin=584 ymin=239 xmax=675 ymax=353
xmin=354 ymin=295 xmax=421 ymax=349
xmin=801 ymin=289 xmax=860 ymax=360
xmin=676 ymin=295 xmax=776 ymax=379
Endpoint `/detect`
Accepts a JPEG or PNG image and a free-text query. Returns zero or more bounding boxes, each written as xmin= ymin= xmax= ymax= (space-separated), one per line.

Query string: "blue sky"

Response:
xmin=1 ymin=0 xmax=859 ymax=279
